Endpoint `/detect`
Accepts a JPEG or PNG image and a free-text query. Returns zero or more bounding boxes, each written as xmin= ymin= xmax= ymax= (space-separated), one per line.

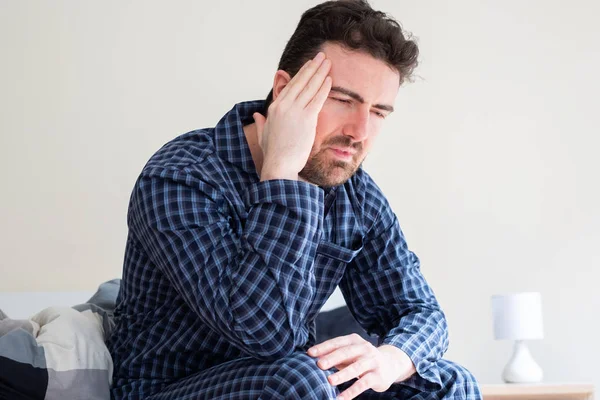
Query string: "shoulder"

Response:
xmin=130 ymin=128 xmax=226 ymax=203
xmin=142 ymin=128 xmax=215 ymax=175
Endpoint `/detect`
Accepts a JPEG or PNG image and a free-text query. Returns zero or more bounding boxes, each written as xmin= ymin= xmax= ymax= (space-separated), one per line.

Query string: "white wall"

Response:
xmin=1 ymin=0 xmax=598 ymax=388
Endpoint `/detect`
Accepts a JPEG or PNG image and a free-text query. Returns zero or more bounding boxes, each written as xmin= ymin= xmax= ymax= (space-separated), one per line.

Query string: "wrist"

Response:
xmin=260 ymin=172 xmax=299 ymax=182
xmin=260 ymin=165 xmax=299 ymax=182
xmin=378 ymin=344 xmax=417 ymax=383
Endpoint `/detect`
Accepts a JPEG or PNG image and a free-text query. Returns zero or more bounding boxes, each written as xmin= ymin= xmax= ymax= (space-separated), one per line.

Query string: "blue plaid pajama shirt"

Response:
xmin=107 ymin=100 xmax=480 ymax=399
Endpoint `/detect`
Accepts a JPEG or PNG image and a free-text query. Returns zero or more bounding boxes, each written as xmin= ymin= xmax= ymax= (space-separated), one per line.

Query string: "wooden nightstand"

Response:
xmin=481 ymin=383 xmax=595 ymax=400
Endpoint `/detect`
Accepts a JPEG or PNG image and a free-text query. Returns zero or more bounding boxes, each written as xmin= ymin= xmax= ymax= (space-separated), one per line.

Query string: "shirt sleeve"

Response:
xmin=339 ymin=190 xmax=448 ymax=390
xmin=129 ymin=166 xmax=324 ymax=360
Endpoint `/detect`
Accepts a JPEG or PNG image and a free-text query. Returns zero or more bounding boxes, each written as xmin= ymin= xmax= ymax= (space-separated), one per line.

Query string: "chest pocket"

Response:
xmin=308 ymin=239 xmax=364 ymax=321
xmin=316 ymin=239 xmax=363 ymax=263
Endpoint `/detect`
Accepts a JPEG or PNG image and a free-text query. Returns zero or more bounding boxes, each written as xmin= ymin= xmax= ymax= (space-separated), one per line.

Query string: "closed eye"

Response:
xmin=333 ymin=98 xmax=351 ymax=104
xmin=332 ymin=97 xmax=387 ymax=118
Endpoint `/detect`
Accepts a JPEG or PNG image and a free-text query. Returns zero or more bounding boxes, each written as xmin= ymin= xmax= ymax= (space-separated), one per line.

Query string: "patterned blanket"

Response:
xmin=0 ymin=302 xmax=114 ymax=400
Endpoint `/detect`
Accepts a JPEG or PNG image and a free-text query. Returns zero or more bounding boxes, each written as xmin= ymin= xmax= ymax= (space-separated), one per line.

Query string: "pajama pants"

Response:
xmin=146 ymin=352 xmax=481 ymax=399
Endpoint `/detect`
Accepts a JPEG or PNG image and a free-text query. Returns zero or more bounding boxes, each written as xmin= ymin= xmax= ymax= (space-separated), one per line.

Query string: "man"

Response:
xmin=107 ymin=1 xmax=481 ymax=399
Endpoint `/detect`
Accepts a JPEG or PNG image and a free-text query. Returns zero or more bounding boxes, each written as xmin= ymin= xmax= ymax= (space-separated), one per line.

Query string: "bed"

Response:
xmin=0 ymin=281 xmax=373 ymax=400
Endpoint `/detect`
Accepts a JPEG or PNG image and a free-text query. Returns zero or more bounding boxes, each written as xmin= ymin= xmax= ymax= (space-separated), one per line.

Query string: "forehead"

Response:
xmin=320 ymin=42 xmax=400 ymax=103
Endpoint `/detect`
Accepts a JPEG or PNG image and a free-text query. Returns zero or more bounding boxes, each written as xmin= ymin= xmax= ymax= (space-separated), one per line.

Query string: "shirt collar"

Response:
xmin=214 ymin=99 xmax=265 ymax=177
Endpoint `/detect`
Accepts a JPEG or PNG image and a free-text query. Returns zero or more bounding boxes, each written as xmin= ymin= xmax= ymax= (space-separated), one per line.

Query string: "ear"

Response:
xmin=272 ymin=70 xmax=292 ymax=102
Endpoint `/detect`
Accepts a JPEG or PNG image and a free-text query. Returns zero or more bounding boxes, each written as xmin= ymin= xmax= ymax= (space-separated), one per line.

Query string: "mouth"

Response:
xmin=328 ymin=147 xmax=356 ymax=161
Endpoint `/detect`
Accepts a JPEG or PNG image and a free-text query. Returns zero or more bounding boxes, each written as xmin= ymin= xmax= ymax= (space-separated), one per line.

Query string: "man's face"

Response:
xmin=299 ymin=42 xmax=400 ymax=187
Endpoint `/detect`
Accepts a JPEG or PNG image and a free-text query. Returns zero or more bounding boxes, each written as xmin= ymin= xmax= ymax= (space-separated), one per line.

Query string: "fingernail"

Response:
xmin=314 ymin=52 xmax=325 ymax=62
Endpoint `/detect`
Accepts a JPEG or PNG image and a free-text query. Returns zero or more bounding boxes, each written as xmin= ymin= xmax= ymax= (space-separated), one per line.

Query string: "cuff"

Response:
xmin=244 ymin=179 xmax=324 ymax=219
xmin=381 ymin=336 xmax=443 ymax=392
xmin=243 ymin=179 xmax=324 ymax=266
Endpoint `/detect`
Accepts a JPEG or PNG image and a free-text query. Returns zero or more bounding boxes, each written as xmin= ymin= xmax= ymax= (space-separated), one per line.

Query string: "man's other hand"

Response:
xmin=307 ymin=334 xmax=417 ymax=400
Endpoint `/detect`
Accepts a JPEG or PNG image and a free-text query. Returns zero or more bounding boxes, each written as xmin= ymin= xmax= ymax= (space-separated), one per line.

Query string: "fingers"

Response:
xmin=253 ymin=112 xmax=266 ymax=131
xmin=296 ymin=58 xmax=331 ymax=107
xmin=307 ymin=333 xmax=364 ymax=357
xmin=274 ymin=57 xmax=312 ymax=101
xmin=306 ymin=75 xmax=332 ymax=114
xmin=337 ymin=372 xmax=376 ymax=400
xmin=277 ymin=52 xmax=330 ymax=109
xmin=252 ymin=112 xmax=266 ymax=145
xmin=316 ymin=342 xmax=374 ymax=370
xmin=328 ymin=357 xmax=376 ymax=386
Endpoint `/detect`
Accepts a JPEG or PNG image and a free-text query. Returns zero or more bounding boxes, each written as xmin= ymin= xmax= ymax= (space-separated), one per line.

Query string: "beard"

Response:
xmin=299 ymin=136 xmax=364 ymax=188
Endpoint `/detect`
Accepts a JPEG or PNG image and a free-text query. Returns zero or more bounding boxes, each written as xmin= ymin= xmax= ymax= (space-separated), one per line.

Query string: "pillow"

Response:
xmin=85 ymin=278 xmax=121 ymax=318
xmin=0 ymin=304 xmax=114 ymax=400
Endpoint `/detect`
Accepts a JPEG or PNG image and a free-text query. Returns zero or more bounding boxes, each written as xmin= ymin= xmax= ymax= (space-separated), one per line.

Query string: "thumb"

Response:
xmin=252 ymin=112 xmax=266 ymax=143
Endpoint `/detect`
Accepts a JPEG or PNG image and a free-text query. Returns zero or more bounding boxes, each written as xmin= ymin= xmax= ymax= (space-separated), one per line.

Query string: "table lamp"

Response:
xmin=491 ymin=292 xmax=544 ymax=383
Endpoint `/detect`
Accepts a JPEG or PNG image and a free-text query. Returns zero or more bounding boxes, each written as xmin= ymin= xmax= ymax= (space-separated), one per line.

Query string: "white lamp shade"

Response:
xmin=491 ymin=292 xmax=544 ymax=340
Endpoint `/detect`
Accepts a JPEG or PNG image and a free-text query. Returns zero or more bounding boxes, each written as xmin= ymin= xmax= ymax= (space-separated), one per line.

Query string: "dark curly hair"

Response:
xmin=264 ymin=0 xmax=419 ymax=114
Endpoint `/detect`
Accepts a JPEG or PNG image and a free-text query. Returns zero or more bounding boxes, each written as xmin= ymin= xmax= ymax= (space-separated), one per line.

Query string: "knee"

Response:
xmin=437 ymin=359 xmax=481 ymax=398
xmin=268 ymin=352 xmax=337 ymax=399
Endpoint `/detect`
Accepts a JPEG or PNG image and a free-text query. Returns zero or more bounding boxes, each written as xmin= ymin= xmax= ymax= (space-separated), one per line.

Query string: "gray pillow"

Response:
xmin=85 ymin=278 xmax=121 ymax=317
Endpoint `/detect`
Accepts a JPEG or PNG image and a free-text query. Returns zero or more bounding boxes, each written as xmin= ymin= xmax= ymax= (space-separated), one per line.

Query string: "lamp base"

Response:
xmin=502 ymin=340 xmax=543 ymax=383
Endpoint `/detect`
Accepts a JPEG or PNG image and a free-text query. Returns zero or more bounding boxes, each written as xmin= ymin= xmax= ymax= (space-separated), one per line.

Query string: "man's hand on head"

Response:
xmin=307 ymin=334 xmax=417 ymax=400
xmin=253 ymin=52 xmax=332 ymax=182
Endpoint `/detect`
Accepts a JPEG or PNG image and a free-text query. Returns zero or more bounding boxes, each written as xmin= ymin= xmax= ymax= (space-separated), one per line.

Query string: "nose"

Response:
xmin=343 ymin=106 xmax=369 ymax=142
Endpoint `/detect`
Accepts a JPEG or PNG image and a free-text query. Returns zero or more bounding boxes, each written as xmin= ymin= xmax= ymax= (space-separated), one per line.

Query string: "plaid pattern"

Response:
xmin=108 ymin=100 xmax=477 ymax=399
xmin=146 ymin=355 xmax=479 ymax=400
xmin=146 ymin=353 xmax=338 ymax=400
xmin=148 ymin=353 xmax=481 ymax=400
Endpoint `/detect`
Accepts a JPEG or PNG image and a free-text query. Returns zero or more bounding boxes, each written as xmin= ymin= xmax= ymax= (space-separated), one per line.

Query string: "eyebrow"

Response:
xmin=330 ymin=86 xmax=395 ymax=113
